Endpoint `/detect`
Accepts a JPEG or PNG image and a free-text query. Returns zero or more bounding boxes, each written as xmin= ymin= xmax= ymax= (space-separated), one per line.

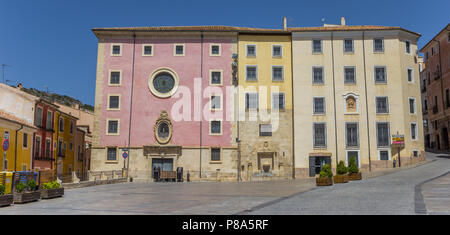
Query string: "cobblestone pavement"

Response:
xmin=0 ymin=178 xmax=316 ymax=215
xmin=1 ymin=153 xmax=448 ymax=215
xmin=242 ymin=153 xmax=450 ymax=215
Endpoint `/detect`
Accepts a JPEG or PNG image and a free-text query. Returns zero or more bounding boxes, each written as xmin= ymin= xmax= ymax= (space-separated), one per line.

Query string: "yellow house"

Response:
xmin=237 ymin=32 xmax=294 ymax=180
xmin=0 ymin=110 xmax=36 ymax=172
xmin=53 ymin=110 xmax=78 ymax=181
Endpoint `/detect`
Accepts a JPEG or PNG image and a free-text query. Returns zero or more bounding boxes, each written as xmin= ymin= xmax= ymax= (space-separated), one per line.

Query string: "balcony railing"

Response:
xmin=433 ymin=106 xmax=439 ymax=114
xmin=34 ymin=150 xmax=54 ymax=161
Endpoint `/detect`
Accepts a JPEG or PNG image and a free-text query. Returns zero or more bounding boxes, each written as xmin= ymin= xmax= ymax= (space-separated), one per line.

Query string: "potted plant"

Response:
xmin=334 ymin=160 xmax=349 ymax=183
xmin=316 ymin=164 xmax=333 ymax=186
xmin=13 ymin=180 xmax=41 ymax=204
xmin=0 ymin=184 xmax=13 ymax=207
xmin=348 ymin=157 xmax=362 ymax=180
xmin=41 ymin=180 xmax=64 ymax=199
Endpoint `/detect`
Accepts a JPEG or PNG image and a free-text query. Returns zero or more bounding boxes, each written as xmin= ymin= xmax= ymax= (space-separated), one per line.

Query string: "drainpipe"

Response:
xmin=362 ymin=31 xmax=372 ymax=171
xmin=331 ymin=32 xmax=339 ymax=167
xmin=290 ymin=34 xmax=296 ymax=179
xmin=199 ymin=32 xmax=204 ymax=179
xmin=126 ymin=32 xmax=137 ymax=180
xmin=14 ymin=124 xmax=24 ymax=171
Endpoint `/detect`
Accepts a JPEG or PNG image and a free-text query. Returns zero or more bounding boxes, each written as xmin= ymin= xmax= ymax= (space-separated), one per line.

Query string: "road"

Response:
xmin=1 ymin=153 xmax=448 ymax=215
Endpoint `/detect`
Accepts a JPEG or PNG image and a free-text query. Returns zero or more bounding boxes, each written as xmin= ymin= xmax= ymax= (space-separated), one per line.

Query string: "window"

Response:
xmin=448 ymin=32 xmax=450 ymax=42
xmin=272 ymin=93 xmax=285 ymax=110
xmin=211 ymin=148 xmax=221 ymax=161
xmin=312 ymin=39 xmax=322 ymax=53
xmin=107 ymin=147 xmax=117 ymax=161
xmin=246 ymin=66 xmax=258 ymax=81
xmin=23 ymin=133 xmax=28 ymax=148
xmin=373 ymin=38 xmax=384 ymax=52
xmin=259 ymin=124 xmax=272 ymax=137
xmin=376 ymin=97 xmax=389 ymax=114
xmin=375 ymin=66 xmax=387 ymax=83
xmin=344 ymin=67 xmax=356 ymax=84
xmin=376 ymin=122 xmax=390 ymax=147
xmin=108 ymin=95 xmax=120 ymax=110
xmin=346 ymin=123 xmax=359 ymax=147
xmin=409 ymin=98 xmax=416 ymax=114
xmin=210 ymin=71 xmax=222 ymax=85
xmin=174 ymin=44 xmax=184 ymax=56
xmin=111 ymin=44 xmax=121 ymax=56
xmin=379 ymin=150 xmax=389 ymax=160
xmin=70 ymin=121 xmax=74 ymax=134
xmin=245 ymin=93 xmax=258 ymax=109
xmin=407 ymin=68 xmax=414 ymax=83
xmin=312 ymin=67 xmax=324 ymax=84
xmin=405 ymin=41 xmax=411 ymax=54
xmin=272 ymin=66 xmax=284 ymax=81
xmin=109 ymin=71 xmax=121 ymax=85
xmin=347 ymin=151 xmax=359 ymax=167
xmin=69 ymin=140 xmax=73 ymax=150
xmin=210 ymin=120 xmax=222 ymax=135
xmin=344 ymin=39 xmax=354 ymax=53
xmin=246 ymin=45 xmax=256 ymax=56
xmin=58 ymin=139 xmax=63 ymax=156
xmin=35 ymin=136 xmax=41 ymax=157
xmin=446 ymin=89 xmax=450 ymax=107
xmin=45 ymin=139 xmax=51 ymax=158
xmin=107 ymin=120 xmax=119 ymax=135
xmin=272 ymin=45 xmax=282 ymax=57
xmin=210 ymin=44 xmax=221 ymax=56
xmin=142 ymin=44 xmax=153 ymax=56
xmin=424 ymin=99 xmax=428 ymax=111
xmin=46 ymin=111 xmax=52 ymax=130
xmin=425 ymin=52 xmax=429 ymax=61
xmin=313 ymin=97 xmax=325 ymax=114
xmin=210 ymin=95 xmax=221 ymax=110
xmin=431 ymin=47 xmax=434 ymax=55
xmin=413 ymin=150 xmax=419 ymax=157
xmin=411 ymin=123 xmax=418 ymax=140
xmin=59 ymin=117 xmax=64 ymax=132
xmin=313 ymin=123 xmax=326 ymax=148
xmin=36 ymin=107 xmax=43 ymax=126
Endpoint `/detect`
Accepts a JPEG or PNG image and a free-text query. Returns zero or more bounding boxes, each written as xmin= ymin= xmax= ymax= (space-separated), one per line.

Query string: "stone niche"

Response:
xmin=343 ymin=93 xmax=359 ymax=114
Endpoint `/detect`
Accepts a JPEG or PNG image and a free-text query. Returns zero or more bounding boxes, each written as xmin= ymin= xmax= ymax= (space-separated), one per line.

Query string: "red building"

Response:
xmin=420 ymin=23 xmax=450 ymax=151
xmin=32 ymin=98 xmax=59 ymax=170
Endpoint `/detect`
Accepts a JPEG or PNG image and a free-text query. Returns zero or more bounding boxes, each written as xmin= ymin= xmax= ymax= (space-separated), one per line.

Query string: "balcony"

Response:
xmin=433 ymin=106 xmax=439 ymax=114
xmin=34 ymin=150 xmax=54 ymax=161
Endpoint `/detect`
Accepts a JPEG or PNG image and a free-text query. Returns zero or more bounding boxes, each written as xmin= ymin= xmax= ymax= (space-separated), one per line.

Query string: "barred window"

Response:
xmin=380 ymin=150 xmax=389 ymax=160
xmin=312 ymin=39 xmax=322 ymax=53
xmin=272 ymin=93 xmax=285 ymax=110
xmin=344 ymin=67 xmax=356 ymax=84
xmin=375 ymin=67 xmax=387 ymax=83
xmin=210 ymin=121 xmax=222 ymax=134
xmin=259 ymin=124 xmax=272 ymax=137
xmin=272 ymin=45 xmax=282 ymax=57
xmin=313 ymin=97 xmax=325 ymax=114
xmin=272 ymin=66 xmax=284 ymax=81
xmin=374 ymin=38 xmax=384 ymax=52
xmin=246 ymin=66 xmax=257 ymax=81
xmin=107 ymin=147 xmax=117 ymax=161
xmin=245 ymin=93 xmax=258 ymax=109
xmin=346 ymin=123 xmax=359 ymax=147
xmin=344 ymin=39 xmax=353 ymax=52
xmin=313 ymin=67 xmax=324 ymax=84
xmin=247 ymin=45 xmax=256 ymax=56
xmin=110 ymin=71 xmax=121 ymax=85
xmin=313 ymin=123 xmax=326 ymax=148
xmin=377 ymin=122 xmax=390 ymax=147
xmin=211 ymin=148 xmax=221 ymax=161
xmin=108 ymin=120 xmax=118 ymax=134
xmin=376 ymin=97 xmax=389 ymax=114
xmin=109 ymin=96 xmax=120 ymax=109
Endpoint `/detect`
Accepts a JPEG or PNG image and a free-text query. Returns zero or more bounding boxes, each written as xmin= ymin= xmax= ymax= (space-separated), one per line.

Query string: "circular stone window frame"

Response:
xmin=148 ymin=68 xmax=180 ymax=98
xmin=154 ymin=111 xmax=173 ymax=145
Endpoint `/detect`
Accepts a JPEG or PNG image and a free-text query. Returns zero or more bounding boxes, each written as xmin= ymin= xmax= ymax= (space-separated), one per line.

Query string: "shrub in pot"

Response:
xmin=0 ymin=184 xmax=13 ymax=207
xmin=348 ymin=157 xmax=362 ymax=180
xmin=334 ymin=161 xmax=349 ymax=183
xmin=41 ymin=180 xmax=64 ymax=199
xmin=13 ymin=181 xmax=41 ymax=204
xmin=316 ymin=164 xmax=333 ymax=186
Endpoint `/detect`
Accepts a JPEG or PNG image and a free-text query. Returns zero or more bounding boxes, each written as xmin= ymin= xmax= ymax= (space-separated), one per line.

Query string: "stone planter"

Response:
xmin=13 ymin=191 xmax=41 ymax=204
xmin=334 ymin=174 xmax=349 ymax=183
xmin=41 ymin=188 xmax=64 ymax=199
xmin=316 ymin=177 xmax=333 ymax=186
xmin=0 ymin=194 xmax=13 ymax=207
xmin=348 ymin=172 xmax=362 ymax=181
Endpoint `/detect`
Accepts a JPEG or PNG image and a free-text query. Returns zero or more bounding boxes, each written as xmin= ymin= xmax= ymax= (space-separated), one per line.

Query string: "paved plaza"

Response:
xmin=1 ymin=153 xmax=449 ymax=215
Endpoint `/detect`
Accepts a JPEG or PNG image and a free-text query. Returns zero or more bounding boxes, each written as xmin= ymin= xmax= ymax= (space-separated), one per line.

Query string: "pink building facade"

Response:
xmin=91 ymin=28 xmax=238 ymax=181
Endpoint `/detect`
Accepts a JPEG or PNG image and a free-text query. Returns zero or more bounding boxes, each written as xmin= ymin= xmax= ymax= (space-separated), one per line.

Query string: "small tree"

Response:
xmin=0 ymin=185 xmax=5 ymax=195
xmin=27 ymin=180 xmax=37 ymax=191
xmin=348 ymin=157 xmax=359 ymax=174
xmin=319 ymin=164 xmax=333 ymax=178
xmin=336 ymin=161 xmax=348 ymax=175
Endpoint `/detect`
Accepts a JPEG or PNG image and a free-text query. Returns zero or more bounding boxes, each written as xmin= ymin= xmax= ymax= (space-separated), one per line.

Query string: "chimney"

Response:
xmin=283 ymin=17 xmax=287 ymax=30
xmin=341 ymin=17 xmax=346 ymax=26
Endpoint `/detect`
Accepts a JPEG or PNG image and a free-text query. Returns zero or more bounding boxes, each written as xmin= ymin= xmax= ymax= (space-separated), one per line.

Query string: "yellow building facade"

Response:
xmin=237 ymin=33 xmax=294 ymax=180
xmin=0 ymin=111 xmax=36 ymax=172
xmin=53 ymin=110 xmax=78 ymax=181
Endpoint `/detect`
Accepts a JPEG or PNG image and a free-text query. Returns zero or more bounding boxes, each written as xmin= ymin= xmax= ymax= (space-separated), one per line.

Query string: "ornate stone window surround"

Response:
xmin=343 ymin=93 xmax=359 ymax=114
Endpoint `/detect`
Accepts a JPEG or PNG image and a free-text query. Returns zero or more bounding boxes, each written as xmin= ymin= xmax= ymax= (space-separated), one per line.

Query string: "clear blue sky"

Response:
xmin=0 ymin=0 xmax=449 ymax=105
